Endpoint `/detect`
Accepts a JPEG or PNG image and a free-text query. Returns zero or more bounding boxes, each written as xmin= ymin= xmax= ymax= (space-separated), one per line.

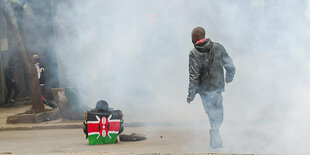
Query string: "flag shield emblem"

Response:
xmin=87 ymin=111 xmax=121 ymax=145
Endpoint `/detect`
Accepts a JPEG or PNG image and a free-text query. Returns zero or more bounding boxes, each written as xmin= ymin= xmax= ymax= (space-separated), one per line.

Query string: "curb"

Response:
xmin=0 ymin=124 xmax=83 ymax=131
xmin=6 ymin=108 xmax=60 ymax=124
xmin=0 ymin=121 xmax=200 ymax=131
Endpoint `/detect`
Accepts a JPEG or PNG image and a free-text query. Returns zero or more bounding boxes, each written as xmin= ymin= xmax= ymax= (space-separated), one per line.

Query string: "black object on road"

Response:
xmin=119 ymin=133 xmax=147 ymax=142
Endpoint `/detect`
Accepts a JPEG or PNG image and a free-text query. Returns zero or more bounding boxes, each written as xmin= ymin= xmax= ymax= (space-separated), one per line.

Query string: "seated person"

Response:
xmin=83 ymin=100 xmax=124 ymax=139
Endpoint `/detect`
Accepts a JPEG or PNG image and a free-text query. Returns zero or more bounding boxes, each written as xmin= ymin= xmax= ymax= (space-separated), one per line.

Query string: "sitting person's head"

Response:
xmin=96 ymin=100 xmax=109 ymax=111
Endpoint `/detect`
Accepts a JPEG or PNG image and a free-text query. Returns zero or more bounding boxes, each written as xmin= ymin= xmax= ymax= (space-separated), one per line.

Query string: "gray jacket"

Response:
xmin=188 ymin=38 xmax=235 ymax=99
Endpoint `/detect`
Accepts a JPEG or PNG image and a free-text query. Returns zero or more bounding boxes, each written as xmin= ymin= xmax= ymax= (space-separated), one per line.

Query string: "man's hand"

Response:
xmin=12 ymin=79 xmax=16 ymax=83
xmin=84 ymin=112 xmax=88 ymax=121
xmin=226 ymin=77 xmax=233 ymax=84
xmin=187 ymin=96 xmax=194 ymax=104
xmin=119 ymin=110 xmax=123 ymax=119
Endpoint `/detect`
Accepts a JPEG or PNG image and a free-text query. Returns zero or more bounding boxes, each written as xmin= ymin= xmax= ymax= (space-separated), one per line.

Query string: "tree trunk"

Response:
xmin=2 ymin=3 xmax=45 ymax=113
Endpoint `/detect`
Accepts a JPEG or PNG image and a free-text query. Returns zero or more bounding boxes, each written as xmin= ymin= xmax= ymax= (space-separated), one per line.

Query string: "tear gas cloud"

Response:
xmin=50 ymin=0 xmax=310 ymax=154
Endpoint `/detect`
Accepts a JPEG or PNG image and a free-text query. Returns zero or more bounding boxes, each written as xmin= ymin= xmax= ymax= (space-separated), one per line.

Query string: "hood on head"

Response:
xmin=96 ymin=100 xmax=109 ymax=111
xmin=194 ymin=38 xmax=213 ymax=53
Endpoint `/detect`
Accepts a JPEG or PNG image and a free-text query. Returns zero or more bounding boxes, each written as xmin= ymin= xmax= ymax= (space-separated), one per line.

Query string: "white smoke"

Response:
xmin=50 ymin=0 xmax=310 ymax=154
xmin=306 ymin=0 xmax=310 ymax=21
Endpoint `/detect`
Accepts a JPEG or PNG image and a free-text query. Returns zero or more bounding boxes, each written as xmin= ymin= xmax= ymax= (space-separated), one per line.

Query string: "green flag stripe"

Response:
xmin=88 ymin=133 xmax=118 ymax=145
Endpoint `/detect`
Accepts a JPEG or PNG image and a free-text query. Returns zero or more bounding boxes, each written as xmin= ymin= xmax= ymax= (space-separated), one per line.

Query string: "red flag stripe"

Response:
xmin=88 ymin=123 xmax=99 ymax=133
xmin=109 ymin=122 xmax=120 ymax=132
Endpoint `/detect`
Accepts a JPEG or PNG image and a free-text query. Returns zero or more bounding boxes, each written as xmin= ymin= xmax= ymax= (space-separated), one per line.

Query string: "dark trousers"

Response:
xmin=5 ymin=81 xmax=19 ymax=104
xmin=200 ymin=91 xmax=223 ymax=129
xmin=200 ymin=91 xmax=223 ymax=148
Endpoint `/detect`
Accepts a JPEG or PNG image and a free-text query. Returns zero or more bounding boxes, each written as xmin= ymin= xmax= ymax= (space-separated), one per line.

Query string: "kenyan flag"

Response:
xmin=87 ymin=111 xmax=121 ymax=145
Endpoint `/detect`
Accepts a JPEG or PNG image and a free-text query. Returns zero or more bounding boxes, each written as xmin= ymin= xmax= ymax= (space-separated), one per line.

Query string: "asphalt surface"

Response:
xmin=0 ymin=125 xmax=247 ymax=154
xmin=0 ymin=105 xmax=287 ymax=154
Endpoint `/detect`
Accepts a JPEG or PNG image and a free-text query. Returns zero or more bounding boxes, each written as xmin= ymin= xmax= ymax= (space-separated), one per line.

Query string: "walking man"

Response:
xmin=187 ymin=27 xmax=235 ymax=149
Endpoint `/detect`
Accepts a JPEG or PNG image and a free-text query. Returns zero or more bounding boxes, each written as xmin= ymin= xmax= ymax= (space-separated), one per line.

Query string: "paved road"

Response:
xmin=0 ymin=125 xmax=229 ymax=154
xmin=0 ymin=121 xmax=289 ymax=155
xmin=0 ymin=104 xmax=281 ymax=155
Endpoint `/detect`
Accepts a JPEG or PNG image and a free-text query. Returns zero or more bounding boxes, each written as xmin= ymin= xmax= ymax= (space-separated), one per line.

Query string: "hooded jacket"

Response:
xmin=188 ymin=38 xmax=235 ymax=99
xmin=5 ymin=66 xmax=15 ymax=84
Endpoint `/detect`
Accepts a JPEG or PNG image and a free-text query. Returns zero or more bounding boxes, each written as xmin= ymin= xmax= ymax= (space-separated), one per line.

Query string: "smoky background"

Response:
xmin=48 ymin=0 xmax=310 ymax=154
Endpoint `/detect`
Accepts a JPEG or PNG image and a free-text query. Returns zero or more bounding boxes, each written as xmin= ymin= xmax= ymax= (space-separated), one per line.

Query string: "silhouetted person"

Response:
xmin=187 ymin=27 xmax=235 ymax=149
xmin=4 ymin=61 xmax=19 ymax=106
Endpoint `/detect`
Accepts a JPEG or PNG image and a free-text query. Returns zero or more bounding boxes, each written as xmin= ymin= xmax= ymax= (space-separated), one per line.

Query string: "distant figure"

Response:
xmin=32 ymin=54 xmax=46 ymax=97
xmin=187 ymin=27 xmax=235 ymax=149
xmin=32 ymin=54 xmax=45 ymax=86
xmin=4 ymin=61 xmax=19 ymax=106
